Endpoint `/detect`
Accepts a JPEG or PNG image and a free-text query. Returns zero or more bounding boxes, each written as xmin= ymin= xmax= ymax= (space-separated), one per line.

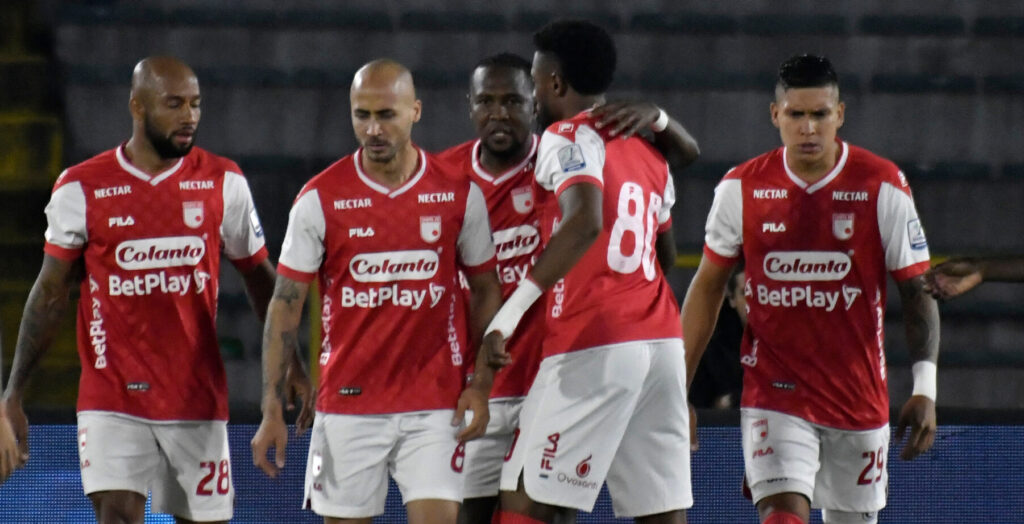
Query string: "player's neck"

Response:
xmin=361 ymin=144 xmax=420 ymax=188
xmin=557 ymin=94 xmax=606 ymax=123
xmin=786 ymin=143 xmax=840 ymax=184
xmin=479 ymin=140 xmax=532 ymax=175
xmin=123 ymin=136 xmax=182 ymax=175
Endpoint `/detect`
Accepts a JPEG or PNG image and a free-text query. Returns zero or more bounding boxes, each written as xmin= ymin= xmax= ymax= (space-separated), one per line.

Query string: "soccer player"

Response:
xmin=250 ymin=59 xmax=504 ymax=524
xmin=440 ymin=51 xmax=698 ymax=524
xmin=483 ymin=20 xmax=695 ymax=524
xmin=924 ymin=255 xmax=1024 ymax=300
xmin=0 ymin=56 xmax=299 ymax=523
xmin=681 ymin=55 xmax=940 ymax=524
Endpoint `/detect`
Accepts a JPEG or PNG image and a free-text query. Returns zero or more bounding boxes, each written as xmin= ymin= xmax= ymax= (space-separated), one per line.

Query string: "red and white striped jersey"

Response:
xmin=437 ymin=135 xmax=545 ymax=399
xmin=44 ymin=144 xmax=269 ymax=421
xmin=277 ymin=147 xmax=497 ymax=415
xmin=534 ymin=112 xmax=682 ymax=358
xmin=703 ymin=140 xmax=931 ymax=430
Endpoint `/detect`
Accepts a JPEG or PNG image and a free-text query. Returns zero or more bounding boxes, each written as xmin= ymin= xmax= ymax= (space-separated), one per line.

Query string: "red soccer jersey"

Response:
xmin=533 ymin=112 xmax=682 ymax=358
xmin=43 ymin=145 xmax=269 ymax=421
xmin=703 ymin=141 xmax=931 ymax=430
xmin=437 ymin=136 xmax=545 ymax=399
xmin=277 ymin=147 xmax=497 ymax=415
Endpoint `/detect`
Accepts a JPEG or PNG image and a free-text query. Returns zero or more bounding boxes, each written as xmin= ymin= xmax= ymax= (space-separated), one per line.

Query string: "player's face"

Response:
xmin=531 ymin=52 xmax=559 ymax=130
xmin=771 ymin=85 xmax=844 ymax=169
xmin=142 ymin=75 xmax=201 ymax=159
xmin=351 ymin=81 xmax=421 ymax=165
xmin=470 ymin=66 xmax=535 ymax=158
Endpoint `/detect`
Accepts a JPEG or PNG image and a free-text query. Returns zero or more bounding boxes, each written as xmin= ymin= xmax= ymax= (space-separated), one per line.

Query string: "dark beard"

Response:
xmin=145 ymin=118 xmax=194 ymax=159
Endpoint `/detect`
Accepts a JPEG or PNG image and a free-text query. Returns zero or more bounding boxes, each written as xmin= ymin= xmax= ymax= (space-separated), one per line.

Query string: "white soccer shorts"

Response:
xmin=77 ymin=411 xmax=233 ymax=522
xmin=741 ymin=407 xmax=889 ymax=513
xmin=462 ymin=397 xmax=523 ymax=498
xmin=303 ymin=410 xmax=465 ymax=519
xmin=500 ymin=339 xmax=692 ymax=517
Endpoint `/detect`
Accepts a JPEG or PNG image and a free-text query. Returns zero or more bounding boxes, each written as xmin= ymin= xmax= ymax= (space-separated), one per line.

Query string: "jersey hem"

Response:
xmin=44 ymin=242 xmax=83 ymax=260
xmin=890 ymin=259 xmax=930 ymax=282
xmin=554 ymin=175 xmax=603 ymax=198
xmin=703 ymin=244 xmax=740 ymax=267
xmin=230 ymin=246 xmax=269 ymax=272
xmin=277 ymin=262 xmax=317 ymax=283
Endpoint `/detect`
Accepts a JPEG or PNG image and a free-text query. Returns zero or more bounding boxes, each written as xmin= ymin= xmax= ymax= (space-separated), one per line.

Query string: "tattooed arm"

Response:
xmin=250 ymin=275 xmax=309 ymax=478
xmin=3 ymin=255 xmax=79 ymax=468
xmin=894 ymin=275 xmax=941 ymax=460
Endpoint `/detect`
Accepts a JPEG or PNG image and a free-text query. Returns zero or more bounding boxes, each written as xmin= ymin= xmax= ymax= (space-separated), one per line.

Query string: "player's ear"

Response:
xmin=129 ymin=95 xmax=145 ymax=122
xmin=551 ymin=70 xmax=568 ymax=97
xmin=835 ymin=101 xmax=845 ymax=129
xmin=412 ymin=99 xmax=422 ymax=123
xmin=769 ymin=102 xmax=780 ymax=129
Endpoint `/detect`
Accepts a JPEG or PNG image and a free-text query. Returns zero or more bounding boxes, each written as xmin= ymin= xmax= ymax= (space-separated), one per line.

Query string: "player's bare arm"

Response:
xmin=924 ymin=255 xmax=1024 ymax=300
xmin=251 ymin=274 xmax=309 ymax=477
xmin=895 ymin=275 xmax=940 ymax=460
xmin=1 ymin=329 xmax=20 ymax=483
xmin=655 ymin=228 xmax=677 ymax=275
xmin=3 ymin=255 xmax=79 ymax=466
xmin=680 ymin=256 xmax=735 ymax=451
xmin=590 ymin=101 xmax=700 ymax=173
xmin=456 ymin=270 xmax=504 ymax=442
xmin=239 ymin=260 xmax=314 ymax=432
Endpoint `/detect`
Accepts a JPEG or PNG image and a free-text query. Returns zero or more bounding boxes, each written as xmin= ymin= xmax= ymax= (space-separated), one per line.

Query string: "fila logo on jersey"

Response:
xmin=558 ymin=123 xmax=574 ymax=133
xmin=753 ymin=188 xmax=787 ymax=199
xmin=179 ymin=180 xmax=214 ymax=190
xmin=418 ymin=192 xmax=455 ymax=203
xmin=349 ymin=227 xmax=375 ymax=238
xmin=762 ymin=222 xmax=786 ymax=233
xmin=493 ymin=225 xmax=540 ymax=261
xmin=349 ymin=250 xmax=439 ymax=282
xmin=763 ymin=251 xmax=851 ymax=281
xmin=108 ymin=216 xmax=135 ymax=227
xmin=94 ymin=185 xmax=131 ymax=199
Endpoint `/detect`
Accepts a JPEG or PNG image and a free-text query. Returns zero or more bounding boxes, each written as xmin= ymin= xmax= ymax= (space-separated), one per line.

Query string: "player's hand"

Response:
xmin=923 ymin=258 xmax=983 ymax=300
xmin=591 ymin=101 xmax=660 ymax=139
xmin=482 ymin=330 xmax=511 ymax=369
xmin=3 ymin=398 xmax=29 ymax=468
xmin=284 ymin=362 xmax=315 ymax=435
xmin=895 ymin=395 xmax=936 ymax=460
xmin=251 ymin=410 xmax=289 ymax=478
xmin=0 ymin=406 xmax=20 ymax=483
xmin=453 ymin=385 xmax=490 ymax=442
xmin=688 ymin=402 xmax=699 ymax=452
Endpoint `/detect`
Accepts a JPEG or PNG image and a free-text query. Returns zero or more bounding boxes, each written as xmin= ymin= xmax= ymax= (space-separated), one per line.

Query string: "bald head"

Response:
xmin=351 ymin=59 xmax=416 ymax=102
xmin=350 ymin=59 xmax=422 ymax=166
xmin=128 ymin=56 xmax=201 ymax=160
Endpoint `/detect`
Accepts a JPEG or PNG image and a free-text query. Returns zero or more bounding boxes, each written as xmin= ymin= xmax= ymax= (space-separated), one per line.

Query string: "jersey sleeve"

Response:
xmin=277 ymin=189 xmax=327 ymax=283
xmin=657 ymin=168 xmax=676 ymax=232
xmin=43 ymin=176 xmax=87 ymax=260
xmin=457 ymin=182 xmax=497 ymax=274
xmin=221 ymin=171 xmax=269 ymax=270
xmin=877 ymin=175 xmax=931 ymax=281
xmin=535 ymin=124 xmax=606 ymax=196
xmin=703 ymin=177 xmax=743 ymax=266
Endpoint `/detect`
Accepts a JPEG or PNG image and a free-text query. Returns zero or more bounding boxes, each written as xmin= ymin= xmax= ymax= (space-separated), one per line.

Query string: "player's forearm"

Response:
xmin=652 ymin=115 xmax=700 ymax=174
xmin=240 ymin=259 xmax=277 ymax=324
xmin=898 ymin=276 xmax=940 ymax=365
xmin=260 ymin=277 xmax=308 ymax=414
xmin=468 ymin=271 xmax=503 ymax=347
xmin=681 ymin=285 xmax=725 ymax=388
xmin=528 ymin=184 xmax=603 ymax=289
xmin=978 ymin=256 xmax=1024 ymax=282
xmin=4 ymin=267 xmax=74 ymax=399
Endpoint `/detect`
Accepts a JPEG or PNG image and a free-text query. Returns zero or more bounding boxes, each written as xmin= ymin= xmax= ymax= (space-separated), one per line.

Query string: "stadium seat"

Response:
xmin=514 ymin=10 xmax=622 ymax=32
xmin=973 ymin=17 xmax=1024 ymax=37
xmin=399 ymin=10 xmax=506 ymax=32
xmin=870 ymin=73 xmax=976 ymax=94
xmin=983 ymin=74 xmax=1024 ymax=94
xmin=628 ymin=11 xmax=737 ymax=35
xmin=738 ymin=14 xmax=848 ymax=36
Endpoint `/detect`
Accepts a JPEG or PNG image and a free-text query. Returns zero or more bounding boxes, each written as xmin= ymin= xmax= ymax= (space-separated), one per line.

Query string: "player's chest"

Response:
xmin=744 ymin=186 xmax=876 ymax=249
xmin=323 ymin=190 xmax=464 ymax=251
xmin=84 ymin=180 xmax=224 ymax=244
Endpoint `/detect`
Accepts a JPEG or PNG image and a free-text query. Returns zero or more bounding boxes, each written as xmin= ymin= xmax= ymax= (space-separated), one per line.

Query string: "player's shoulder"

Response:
xmin=843 ymin=142 xmax=907 ymax=188
xmin=424 ymin=148 xmax=473 ymax=189
xmin=542 ymin=112 xmax=600 ymax=143
xmin=295 ymin=153 xmax=356 ymax=202
xmin=723 ymin=147 xmax=784 ymax=182
xmin=435 ymin=140 xmax=475 ymax=168
xmin=187 ymin=146 xmax=244 ymax=177
xmin=57 ymin=148 xmax=119 ymax=188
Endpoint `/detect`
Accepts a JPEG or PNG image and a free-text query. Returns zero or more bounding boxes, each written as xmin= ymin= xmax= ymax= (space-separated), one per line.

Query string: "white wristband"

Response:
xmin=485 ymin=278 xmax=543 ymax=339
xmin=911 ymin=361 xmax=937 ymax=401
xmin=651 ymin=108 xmax=670 ymax=132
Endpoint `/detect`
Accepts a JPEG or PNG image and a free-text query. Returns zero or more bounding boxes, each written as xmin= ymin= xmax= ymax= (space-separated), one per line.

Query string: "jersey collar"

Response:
xmin=115 ymin=143 xmax=185 ymax=186
xmin=782 ymin=140 xmax=849 ymax=194
xmin=471 ymin=134 xmax=538 ymax=185
xmin=354 ymin=147 xmax=427 ymax=198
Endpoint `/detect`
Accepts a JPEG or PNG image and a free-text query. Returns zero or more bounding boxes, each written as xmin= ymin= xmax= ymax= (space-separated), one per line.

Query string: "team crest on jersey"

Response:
xmin=832 ymin=213 xmax=854 ymax=240
xmin=183 ymin=201 xmax=204 ymax=228
xmin=420 ymin=215 xmax=441 ymax=243
xmin=751 ymin=418 xmax=769 ymax=443
xmin=511 ymin=186 xmax=534 ymax=214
